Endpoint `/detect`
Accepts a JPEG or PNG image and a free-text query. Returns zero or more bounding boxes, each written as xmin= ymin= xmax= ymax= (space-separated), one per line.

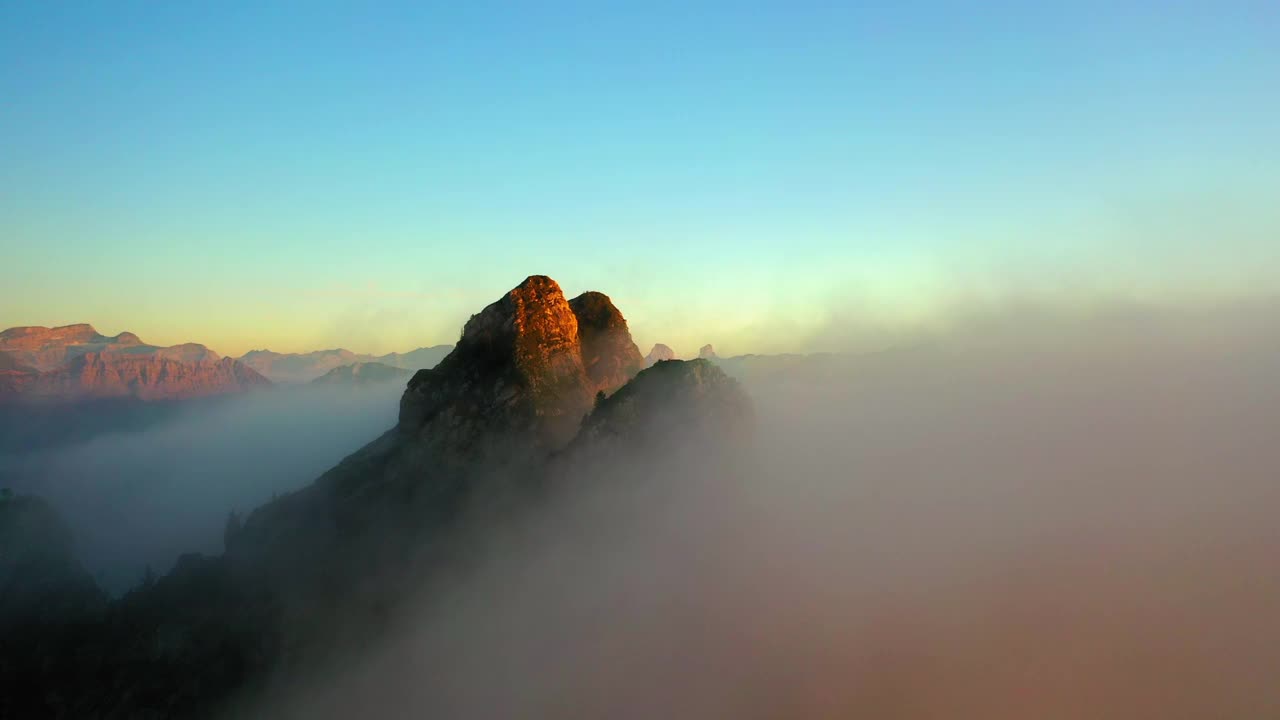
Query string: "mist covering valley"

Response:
xmin=254 ymin=298 xmax=1280 ymax=718
xmin=0 ymin=382 xmax=408 ymax=593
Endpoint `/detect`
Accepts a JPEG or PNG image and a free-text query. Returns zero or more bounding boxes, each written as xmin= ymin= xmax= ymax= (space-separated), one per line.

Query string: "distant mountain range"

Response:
xmin=238 ymin=345 xmax=452 ymax=383
xmin=0 ymin=324 xmax=268 ymax=402
xmin=309 ymin=361 xmax=414 ymax=386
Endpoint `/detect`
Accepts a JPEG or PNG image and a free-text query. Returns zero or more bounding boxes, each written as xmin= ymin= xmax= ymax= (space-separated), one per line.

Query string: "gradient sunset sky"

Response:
xmin=2 ymin=2 xmax=1276 ymax=357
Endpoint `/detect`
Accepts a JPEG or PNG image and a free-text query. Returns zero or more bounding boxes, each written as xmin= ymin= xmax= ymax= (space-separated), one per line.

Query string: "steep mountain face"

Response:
xmin=699 ymin=343 xmax=719 ymax=360
xmin=0 ymin=276 xmax=755 ymax=717
xmin=645 ymin=343 xmax=677 ymax=366
xmin=310 ymin=361 xmax=413 ymax=386
xmin=239 ymin=345 xmax=453 ymax=383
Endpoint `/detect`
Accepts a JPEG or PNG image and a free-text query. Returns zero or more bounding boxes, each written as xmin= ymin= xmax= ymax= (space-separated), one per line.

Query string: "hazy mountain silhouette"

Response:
xmin=644 ymin=343 xmax=676 ymax=366
xmin=238 ymin=345 xmax=452 ymax=383
xmin=309 ymin=361 xmax=413 ymax=386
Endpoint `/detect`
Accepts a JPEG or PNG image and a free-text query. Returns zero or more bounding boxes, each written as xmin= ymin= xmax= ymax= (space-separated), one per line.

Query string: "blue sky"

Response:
xmin=2 ymin=2 xmax=1276 ymax=355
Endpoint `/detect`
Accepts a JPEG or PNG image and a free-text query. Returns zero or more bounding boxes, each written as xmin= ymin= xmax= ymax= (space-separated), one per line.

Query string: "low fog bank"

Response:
xmin=0 ymin=383 xmax=406 ymax=593
xmin=261 ymin=301 xmax=1280 ymax=718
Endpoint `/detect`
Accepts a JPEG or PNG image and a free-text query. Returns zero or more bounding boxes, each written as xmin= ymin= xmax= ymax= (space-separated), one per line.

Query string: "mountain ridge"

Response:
xmin=238 ymin=345 xmax=453 ymax=383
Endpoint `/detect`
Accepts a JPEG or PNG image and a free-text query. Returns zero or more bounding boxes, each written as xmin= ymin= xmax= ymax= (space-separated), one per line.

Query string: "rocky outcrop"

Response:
xmin=310 ymin=361 xmax=413 ymax=386
xmin=239 ymin=345 xmax=453 ymax=383
xmin=645 ymin=343 xmax=677 ymax=366
xmin=0 ymin=325 xmax=269 ymax=403
xmin=699 ymin=343 xmax=718 ymax=360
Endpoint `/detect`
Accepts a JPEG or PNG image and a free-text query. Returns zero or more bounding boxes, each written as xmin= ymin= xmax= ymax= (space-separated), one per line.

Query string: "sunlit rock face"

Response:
xmin=645 ymin=343 xmax=677 ymax=366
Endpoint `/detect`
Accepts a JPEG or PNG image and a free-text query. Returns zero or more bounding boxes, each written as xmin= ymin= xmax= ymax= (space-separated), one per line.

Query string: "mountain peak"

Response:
xmin=699 ymin=343 xmax=718 ymax=360
xmin=401 ymin=275 xmax=592 ymax=450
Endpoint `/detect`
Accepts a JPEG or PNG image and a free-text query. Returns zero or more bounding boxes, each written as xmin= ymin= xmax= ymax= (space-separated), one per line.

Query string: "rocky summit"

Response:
xmin=399 ymin=276 xmax=641 ymax=454
xmin=0 ymin=276 xmax=754 ymax=718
